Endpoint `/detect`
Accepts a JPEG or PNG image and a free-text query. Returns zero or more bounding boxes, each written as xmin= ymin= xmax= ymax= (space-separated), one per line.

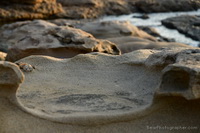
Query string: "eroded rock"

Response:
xmin=0 ymin=48 xmax=200 ymax=132
xmin=162 ymin=15 xmax=200 ymax=41
xmin=0 ymin=20 xmax=120 ymax=62
xmin=80 ymin=21 xmax=157 ymax=41
xmin=0 ymin=0 xmax=64 ymax=24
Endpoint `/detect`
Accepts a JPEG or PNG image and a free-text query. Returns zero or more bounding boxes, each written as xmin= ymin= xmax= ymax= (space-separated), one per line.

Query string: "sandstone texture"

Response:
xmin=0 ymin=0 xmax=63 ymax=24
xmin=0 ymin=20 xmax=120 ymax=62
xmin=0 ymin=47 xmax=200 ymax=132
xmin=162 ymin=15 xmax=200 ymax=41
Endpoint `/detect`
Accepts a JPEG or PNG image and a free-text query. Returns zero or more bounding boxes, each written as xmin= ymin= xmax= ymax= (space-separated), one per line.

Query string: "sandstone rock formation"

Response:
xmin=0 ymin=47 xmax=200 ymax=132
xmin=0 ymin=0 xmax=63 ymax=24
xmin=162 ymin=15 xmax=200 ymax=41
xmin=0 ymin=20 xmax=120 ymax=62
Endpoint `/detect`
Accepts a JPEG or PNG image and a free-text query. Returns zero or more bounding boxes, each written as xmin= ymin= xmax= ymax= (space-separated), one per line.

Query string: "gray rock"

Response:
xmin=162 ymin=15 xmax=200 ymax=41
xmin=0 ymin=20 xmax=120 ymax=62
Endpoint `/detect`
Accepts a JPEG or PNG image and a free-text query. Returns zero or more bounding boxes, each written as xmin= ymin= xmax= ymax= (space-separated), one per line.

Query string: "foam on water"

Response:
xmin=101 ymin=9 xmax=200 ymax=47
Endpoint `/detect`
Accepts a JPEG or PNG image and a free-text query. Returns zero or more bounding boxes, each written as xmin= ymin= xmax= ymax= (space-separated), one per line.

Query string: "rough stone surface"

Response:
xmin=0 ymin=20 xmax=120 ymax=62
xmin=58 ymin=0 xmax=130 ymax=19
xmin=162 ymin=15 xmax=200 ymax=41
xmin=0 ymin=0 xmax=63 ymax=24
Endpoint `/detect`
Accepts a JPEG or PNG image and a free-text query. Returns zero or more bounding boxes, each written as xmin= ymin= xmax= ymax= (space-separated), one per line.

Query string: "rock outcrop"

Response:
xmin=1 ymin=47 xmax=200 ymax=132
xmin=79 ymin=21 xmax=191 ymax=53
xmin=0 ymin=0 xmax=63 ymax=24
xmin=57 ymin=0 xmax=130 ymax=19
xmin=162 ymin=15 xmax=200 ymax=41
xmin=0 ymin=20 xmax=120 ymax=62
xmin=130 ymin=0 xmax=200 ymax=13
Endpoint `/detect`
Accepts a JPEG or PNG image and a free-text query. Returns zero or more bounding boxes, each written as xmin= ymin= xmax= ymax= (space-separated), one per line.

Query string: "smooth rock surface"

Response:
xmin=0 ymin=48 xmax=200 ymax=132
xmin=80 ymin=21 xmax=157 ymax=41
xmin=107 ymin=36 xmax=191 ymax=54
xmin=0 ymin=20 xmax=120 ymax=62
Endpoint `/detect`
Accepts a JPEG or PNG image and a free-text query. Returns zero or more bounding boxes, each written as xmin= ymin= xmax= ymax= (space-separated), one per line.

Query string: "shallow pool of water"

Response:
xmin=101 ymin=9 xmax=200 ymax=47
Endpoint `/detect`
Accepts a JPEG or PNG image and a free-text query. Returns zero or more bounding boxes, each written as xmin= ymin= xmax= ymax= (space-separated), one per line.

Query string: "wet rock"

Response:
xmin=0 ymin=0 xmax=63 ymax=24
xmin=132 ymin=14 xmax=149 ymax=19
xmin=138 ymin=26 xmax=175 ymax=42
xmin=0 ymin=20 xmax=120 ymax=62
xmin=162 ymin=15 xmax=200 ymax=41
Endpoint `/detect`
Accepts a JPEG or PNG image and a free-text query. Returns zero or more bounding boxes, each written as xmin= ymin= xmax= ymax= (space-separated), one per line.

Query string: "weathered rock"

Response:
xmin=79 ymin=21 xmax=191 ymax=54
xmin=1 ymin=48 xmax=200 ymax=132
xmin=162 ymin=15 xmax=200 ymax=41
xmin=0 ymin=51 xmax=6 ymax=61
xmin=131 ymin=0 xmax=200 ymax=13
xmin=0 ymin=20 xmax=120 ymax=62
xmin=0 ymin=0 xmax=63 ymax=24
xmin=58 ymin=0 xmax=130 ymax=19
xmin=107 ymin=36 xmax=191 ymax=54
xmin=80 ymin=21 xmax=157 ymax=41
xmin=0 ymin=61 xmax=24 ymax=95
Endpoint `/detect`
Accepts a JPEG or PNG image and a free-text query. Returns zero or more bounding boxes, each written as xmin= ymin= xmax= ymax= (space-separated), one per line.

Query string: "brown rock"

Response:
xmin=0 ymin=0 xmax=63 ymax=24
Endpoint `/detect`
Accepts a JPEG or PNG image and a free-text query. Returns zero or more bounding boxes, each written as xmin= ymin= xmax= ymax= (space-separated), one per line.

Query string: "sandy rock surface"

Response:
xmin=0 ymin=20 xmax=120 ymax=62
xmin=0 ymin=48 xmax=200 ymax=132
